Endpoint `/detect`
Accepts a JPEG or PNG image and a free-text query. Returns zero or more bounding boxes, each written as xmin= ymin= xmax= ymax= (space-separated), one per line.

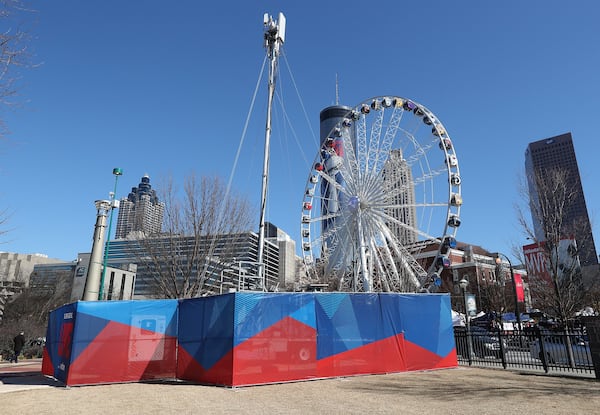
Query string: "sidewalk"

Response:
xmin=0 ymin=358 xmax=42 ymax=375
xmin=0 ymin=359 xmax=61 ymax=394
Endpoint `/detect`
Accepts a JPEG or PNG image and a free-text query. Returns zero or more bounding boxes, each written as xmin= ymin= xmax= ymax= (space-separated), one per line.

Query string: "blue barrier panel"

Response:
xmin=43 ymin=302 xmax=77 ymax=383
xmin=43 ymin=292 xmax=456 ymax=387
xmin=44 ymin=300 xmax=178 ymax=385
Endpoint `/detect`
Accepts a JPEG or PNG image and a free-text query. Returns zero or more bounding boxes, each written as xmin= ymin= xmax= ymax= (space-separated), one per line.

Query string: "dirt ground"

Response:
xmin=1 ymin=366 xmax=599 ymax=414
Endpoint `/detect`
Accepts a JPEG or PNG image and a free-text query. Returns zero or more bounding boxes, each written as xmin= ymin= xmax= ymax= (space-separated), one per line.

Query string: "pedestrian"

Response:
xmin=11 ymin=331 xmax=25 ymax=363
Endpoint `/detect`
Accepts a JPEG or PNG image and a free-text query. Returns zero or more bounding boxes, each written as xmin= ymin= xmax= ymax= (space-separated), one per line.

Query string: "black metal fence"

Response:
xmin=454 ymin=326 xmax=598 ymax=378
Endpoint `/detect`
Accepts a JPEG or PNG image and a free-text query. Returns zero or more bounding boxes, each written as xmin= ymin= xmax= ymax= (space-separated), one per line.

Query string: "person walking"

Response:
xmin=11 ymin=331 xmax=25 ymax=363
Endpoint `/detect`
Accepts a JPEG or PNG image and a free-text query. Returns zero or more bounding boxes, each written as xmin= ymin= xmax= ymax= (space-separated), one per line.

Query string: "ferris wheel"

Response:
xmin=300 ymin=96 xmax=462 ymax=293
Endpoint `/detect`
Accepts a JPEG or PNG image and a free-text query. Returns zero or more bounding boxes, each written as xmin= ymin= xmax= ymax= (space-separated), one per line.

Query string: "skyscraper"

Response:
xmin=115 ymin=175 xmax=165 ymax=239
xmin=525 ymin=132 xmax=597 ymax=266
xmin=382 ymin=149 xmax=417 ymax=245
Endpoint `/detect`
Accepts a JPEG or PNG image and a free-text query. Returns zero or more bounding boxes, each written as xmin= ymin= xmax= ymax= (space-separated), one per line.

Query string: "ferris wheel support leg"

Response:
xmin=357 ymin=213 xmax=371 ymax=292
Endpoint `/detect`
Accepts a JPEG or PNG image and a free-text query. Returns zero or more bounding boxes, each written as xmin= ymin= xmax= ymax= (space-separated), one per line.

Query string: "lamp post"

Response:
xmin=459 ymin=278 xmax=473 ymax=361
xmin=459 ymin=278 xmax=471 ymax=326
xmin=99 ymin=168 xmax=123 ymax=300
xmin=493 ymin=252 xmax=522 ymax=331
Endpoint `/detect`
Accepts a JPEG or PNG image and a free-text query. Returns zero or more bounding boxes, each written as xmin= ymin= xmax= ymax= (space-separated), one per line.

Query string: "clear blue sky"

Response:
xmin=1 ymin=1 xmax=598 ymax=263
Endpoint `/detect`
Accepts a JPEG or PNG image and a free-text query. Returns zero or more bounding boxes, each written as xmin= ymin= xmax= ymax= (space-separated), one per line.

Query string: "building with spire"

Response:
xmin=115 ymin=174 xmax=165 ymax=240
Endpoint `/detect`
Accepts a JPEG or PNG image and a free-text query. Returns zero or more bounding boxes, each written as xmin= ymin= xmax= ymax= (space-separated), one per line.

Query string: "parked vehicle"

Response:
xmin=529 ymin=333 xmax=592 ymax=366
xmin=455 ymin=326 xmax=507 ymax=358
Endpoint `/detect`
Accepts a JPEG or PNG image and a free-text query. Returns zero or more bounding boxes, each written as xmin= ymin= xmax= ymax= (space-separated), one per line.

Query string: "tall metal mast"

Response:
xmin=82 ymin=200 xmax=112 ymax=301
xmin=257 ymin=12 xmax=286 ymax=290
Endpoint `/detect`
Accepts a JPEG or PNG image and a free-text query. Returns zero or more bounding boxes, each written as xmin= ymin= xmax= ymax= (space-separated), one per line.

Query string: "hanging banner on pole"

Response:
xmin=466 ymin=294 xmax=477 ymax=317
xmin=514 ymin=273 xmax=525 ymax=302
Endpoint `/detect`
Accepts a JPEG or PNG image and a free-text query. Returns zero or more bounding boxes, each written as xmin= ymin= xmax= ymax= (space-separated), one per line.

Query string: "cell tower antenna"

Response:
xmin=335 ymin=73 xmax=339 ymax=105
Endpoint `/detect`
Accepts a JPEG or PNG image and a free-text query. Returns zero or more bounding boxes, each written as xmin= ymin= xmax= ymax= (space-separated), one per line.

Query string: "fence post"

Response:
xmin=535 ymin=326 xmax=549 ymax=373
xmin=582 ymin=316 xmax=600 ymax=380
xmin=467 ymin=328 xmax=473 ymax=366
xmin=498 ymin=328 xmax=507 ymax=369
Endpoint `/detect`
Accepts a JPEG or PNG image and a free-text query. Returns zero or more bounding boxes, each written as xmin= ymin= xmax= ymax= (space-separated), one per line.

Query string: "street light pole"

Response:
xmin=459 ymin=278 xmax=473 ymax=362
xmin=99 ymin=168 xmax=123 ymax=300
xmin=493 ymin=252 xmax=522 ymax=331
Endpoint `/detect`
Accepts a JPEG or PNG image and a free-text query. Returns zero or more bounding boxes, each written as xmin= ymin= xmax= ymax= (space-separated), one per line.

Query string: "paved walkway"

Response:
xmin=0 ymin=358 xmax=42 ymax=375
xmin=0 ymin=359 xmax=61 ymax=394
xmin=1 ymin=360 xmax=599 ymax=414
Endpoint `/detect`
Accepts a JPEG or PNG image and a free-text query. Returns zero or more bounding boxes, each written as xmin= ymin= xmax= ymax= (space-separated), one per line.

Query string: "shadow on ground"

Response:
xmin=1 ymin=373 xmax=64 ymax=387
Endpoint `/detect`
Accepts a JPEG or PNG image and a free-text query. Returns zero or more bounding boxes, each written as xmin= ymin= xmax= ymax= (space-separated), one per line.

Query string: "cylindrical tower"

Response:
xmin=320 ymin=105 xmax=353 ymax=145
xmin=318 ymin=105 xmax=352 ymax=265
xmin=82 ymin=200 xmax=111 ymax=301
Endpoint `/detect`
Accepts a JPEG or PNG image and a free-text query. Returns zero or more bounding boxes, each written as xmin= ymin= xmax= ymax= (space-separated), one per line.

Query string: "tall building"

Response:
xmin=265 ymin=222 xmax=297 ymax=288
xmin=382 ymin=149 xmax=417 ymax=245
xmin=525 ymin=132 xmax=597 ymax=266
xmin=0 ymin=252 xmax=65 ymax=319
xmin=115 ymin=175 xmax=165 ymax=239
xmin=106 ymin=231 xmax=281 ymax=298
xmin=0 ymin=252 xmax=65 ymax=288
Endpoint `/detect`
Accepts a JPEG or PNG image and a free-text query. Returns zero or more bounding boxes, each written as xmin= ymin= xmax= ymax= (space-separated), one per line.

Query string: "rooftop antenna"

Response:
xmin=257 ymin=12 xmax=286 ymax=291
xmin=335 ymin=73 xmax=339 ymax=105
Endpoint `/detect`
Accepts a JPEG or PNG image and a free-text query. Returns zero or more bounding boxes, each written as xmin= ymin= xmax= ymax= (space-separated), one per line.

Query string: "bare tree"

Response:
xmin=0 ymin=1 xmax=35 ymax=243
xmin=0 ymin=0 xmax=35 ymax=135
xmin=131 ymin=174 xmax=256 ymax=299
xmin=0 ymin=208 xmax=10 ymax=241
xmin=581 ymin=266 xmax=600 ymax=315
xmin=516 ymin=167 xmax=587 ymax=324
xmin=0 ymin=268 xmax=72 ymax=359
xmin=477 ymin=278 xmax=508 ymax=316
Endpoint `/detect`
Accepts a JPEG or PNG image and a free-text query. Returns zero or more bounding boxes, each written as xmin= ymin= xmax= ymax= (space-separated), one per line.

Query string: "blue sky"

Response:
xmin=0 ymin=1 xmax=599 ymax=263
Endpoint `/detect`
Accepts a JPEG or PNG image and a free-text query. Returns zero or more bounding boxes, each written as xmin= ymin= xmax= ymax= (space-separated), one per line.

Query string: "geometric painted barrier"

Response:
xmin=42 ymin=300 xmax=179 ymax=386
xmin=43 ymin=293 xmax=456 ymax=387
xmin=177 ymin=292 xmax=457 ymax=386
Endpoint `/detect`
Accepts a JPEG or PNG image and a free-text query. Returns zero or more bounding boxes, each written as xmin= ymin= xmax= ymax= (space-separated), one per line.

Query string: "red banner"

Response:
xmin=523 ymin=242 xmax=551 ymax=283
xmin=513 ymin=273 xmax=525 ymax=302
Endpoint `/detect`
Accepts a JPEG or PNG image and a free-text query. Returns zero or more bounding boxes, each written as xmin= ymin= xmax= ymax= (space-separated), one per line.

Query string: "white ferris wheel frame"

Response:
xmin=300 ymin=96 xmax=462 ymax=293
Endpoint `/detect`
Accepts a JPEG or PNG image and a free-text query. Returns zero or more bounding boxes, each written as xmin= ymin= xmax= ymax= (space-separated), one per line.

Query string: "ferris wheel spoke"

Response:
xmin=370 ymin=217 xmax=425 ymax=288
xmin=340 ymin=132 xmax=361 ymax=183
xmin=366 ymin=233 xmax=392 ymax=292
xmin=305 ymin=210 xmax=343 ymax=225
xmin=373 ymin=202 xmax=450 ymax=209
xmin=316 ymin=170 xmax=355 ymax=201
xmin=373 ymin=107 xmax=404 ymax=173
xmin=365 ymin=107 xmax=384 ymax=173
xmin=403 ymin=140 xmax=434 ymax=166
xmin=355 ymin=114 xmax=368 ymax=175
xmin=380 ymin=234 xmax=428 ymax=284
xmin=371 ymin=208 xmax=441 ymax=242
xmin=325 ymin=218 xmax=355 ymax=275
xmin=410 ymin=167 xmax=448 ymax=184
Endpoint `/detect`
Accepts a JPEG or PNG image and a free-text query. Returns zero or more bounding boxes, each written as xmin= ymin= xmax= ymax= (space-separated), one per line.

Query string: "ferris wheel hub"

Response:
xmin=348 ymin=196 xmax=360 ymax=212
